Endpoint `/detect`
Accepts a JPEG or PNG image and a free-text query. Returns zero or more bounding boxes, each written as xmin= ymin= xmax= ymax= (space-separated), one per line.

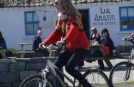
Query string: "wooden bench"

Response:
xmin=85 ymin=45 xmax=115 ymax=67
xmin=17 ymin=50 xmax=36 ymax=58
xmin=17 ymin=50 xmax=57 ymax=58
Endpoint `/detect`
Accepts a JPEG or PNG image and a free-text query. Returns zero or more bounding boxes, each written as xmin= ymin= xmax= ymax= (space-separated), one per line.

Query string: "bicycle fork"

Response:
xmin=124 ymin=63 xmax=132 ymax=81
xmin=38 ymin=69 xmax=49 ymax=87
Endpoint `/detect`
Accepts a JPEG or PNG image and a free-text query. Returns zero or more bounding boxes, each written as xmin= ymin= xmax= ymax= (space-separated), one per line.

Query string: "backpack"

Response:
xmin=6 ymin=50 xmax=14 ymax=57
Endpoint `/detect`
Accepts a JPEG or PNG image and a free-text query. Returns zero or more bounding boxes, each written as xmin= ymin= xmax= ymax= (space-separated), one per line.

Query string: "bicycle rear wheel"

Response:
xmin=19 ymin=74 xmax=55 ymax=87
xmin=109 ymin=61 xmax=134 ymax=87
xmin=78 ymin=69 xmax=110 ymax=87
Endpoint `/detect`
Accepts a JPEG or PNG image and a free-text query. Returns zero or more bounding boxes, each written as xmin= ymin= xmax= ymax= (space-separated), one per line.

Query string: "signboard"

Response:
xmin=90 ymin=6 xmax=119 ymax=32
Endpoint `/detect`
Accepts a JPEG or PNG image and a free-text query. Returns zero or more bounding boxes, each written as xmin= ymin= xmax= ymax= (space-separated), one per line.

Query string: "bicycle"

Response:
xmin=19 ymin=44 xmax=110 ymax=87
xmin=109 ymin=38 xmax=134 ymax=87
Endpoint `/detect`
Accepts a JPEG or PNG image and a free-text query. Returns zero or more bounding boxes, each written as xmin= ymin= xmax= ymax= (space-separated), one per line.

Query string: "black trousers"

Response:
xmin=78 ymin=61 xmax=84 ymax=67
xmin=54 ymin=49 xmax=92 ymax=87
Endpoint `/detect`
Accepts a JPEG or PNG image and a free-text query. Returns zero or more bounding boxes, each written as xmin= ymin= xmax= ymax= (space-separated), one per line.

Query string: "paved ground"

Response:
xmin=63 ymin=58 xmax=134 ymax=87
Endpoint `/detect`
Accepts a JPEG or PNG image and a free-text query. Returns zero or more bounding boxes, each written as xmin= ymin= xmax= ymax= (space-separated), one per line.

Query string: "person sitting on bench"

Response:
xmin=100 ymin=28 xmax=115 ymax=68
xmin=32 ymin=30 xmax=49 ymax=57
xmin=90 ymin=27 xmax=104 ymax=69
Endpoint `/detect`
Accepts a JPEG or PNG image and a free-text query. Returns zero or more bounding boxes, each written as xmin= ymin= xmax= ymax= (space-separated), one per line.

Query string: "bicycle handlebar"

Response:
xmin=123 ymin=38 xmax=134 ymax=45
xmin=36 ymin=44 xmax=59 ymax=51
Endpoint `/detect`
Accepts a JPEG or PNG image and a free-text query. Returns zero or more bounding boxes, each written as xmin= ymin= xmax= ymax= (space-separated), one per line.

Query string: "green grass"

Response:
xmin=8 ymin=48 xmax=19 ymax=57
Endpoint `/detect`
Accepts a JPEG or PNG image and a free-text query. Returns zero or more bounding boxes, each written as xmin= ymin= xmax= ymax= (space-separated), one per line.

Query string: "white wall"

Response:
xmin=75 ymin=2 xmax=134 ymax=46
xmin=0 ymin=10 xmax=26 ymax=50
xmin=0 ymin=7 xmax=58 ymax=50
xmin=0 ymin=2 xmax=134 ymax=50
xmin=90 ymin=6 xmax=121 ymax=45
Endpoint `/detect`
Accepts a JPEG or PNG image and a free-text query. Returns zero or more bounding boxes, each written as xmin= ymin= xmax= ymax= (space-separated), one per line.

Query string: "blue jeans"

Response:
xmin=54 ymin=49 xmax=92 ymax=87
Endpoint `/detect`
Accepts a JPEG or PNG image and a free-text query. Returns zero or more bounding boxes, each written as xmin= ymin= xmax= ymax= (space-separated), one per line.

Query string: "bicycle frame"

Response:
xmin=38 ymin=45 xmax=77 ymax=87
xmin=36 ymin=45 xmax=76 ymax=87
xmin=40 ymin=59 xmax=77 ymax=87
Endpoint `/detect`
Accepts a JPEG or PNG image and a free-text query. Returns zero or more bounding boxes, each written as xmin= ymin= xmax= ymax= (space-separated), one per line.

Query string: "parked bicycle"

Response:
xmin=109 ymin=38 xmax=134 ymax=87
xmin=19 ymin=44 xmax=110 ymax=87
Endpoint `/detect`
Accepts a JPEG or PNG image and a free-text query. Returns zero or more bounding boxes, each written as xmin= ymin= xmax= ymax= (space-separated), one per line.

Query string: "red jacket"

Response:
xmin=44 ymin=20 xmax=89 ymax=52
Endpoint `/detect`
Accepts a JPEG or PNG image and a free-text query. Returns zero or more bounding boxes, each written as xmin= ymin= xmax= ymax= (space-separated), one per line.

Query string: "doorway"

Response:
xmin=79 ymin=9 xmax=90 ymax=39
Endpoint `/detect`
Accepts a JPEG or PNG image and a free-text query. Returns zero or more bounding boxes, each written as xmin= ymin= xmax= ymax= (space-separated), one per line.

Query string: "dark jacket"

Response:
xmin=0 ymin=40 xmax=7 ymax=49
xmin=100 ymin=36 xmax=115 ymax=54
xmin=90 ymin=33 xmax=100 ymax=43
xmin=32 ymin=36 xmax=42 ymax=51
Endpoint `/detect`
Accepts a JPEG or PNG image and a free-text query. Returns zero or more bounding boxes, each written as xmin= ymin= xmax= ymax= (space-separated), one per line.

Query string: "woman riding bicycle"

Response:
xmin=40 ymin=0 xmax=93 ymax=87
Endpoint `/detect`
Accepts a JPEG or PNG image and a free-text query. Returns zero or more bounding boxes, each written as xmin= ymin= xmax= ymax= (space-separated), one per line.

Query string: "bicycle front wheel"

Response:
xmin=78 ymin=69 xmax=110 ymax=87
xmin=19 ymin=74 xmax=55 ymax=87
xmin=109 ymin=61 xmax=134 ymax=87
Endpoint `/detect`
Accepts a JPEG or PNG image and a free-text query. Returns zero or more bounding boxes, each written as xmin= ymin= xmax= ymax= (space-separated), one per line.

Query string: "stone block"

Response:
xmin=0 ymin=83 xmax=12 ymax=87
xmin=20 ymin=70 xmax=39 ymax=81
xmin=28 ymin=58 xmax=46 ymax=63
xmin=26 ymin=63 xmax=46 ymax=70
xmin=23 ymin=82 xmax=34 ymax=87
xmin=0 ymin=59 xmax=11 ymax=71
xmin=10 ymin=62 xmax=25 ymax=71
xmin=15 ymin=58 xmax=30 ymax=62
xmin=0 ymin=71 xmax=19 ymax=83
xmin=13 ymin=82 xmax=21 ymax=87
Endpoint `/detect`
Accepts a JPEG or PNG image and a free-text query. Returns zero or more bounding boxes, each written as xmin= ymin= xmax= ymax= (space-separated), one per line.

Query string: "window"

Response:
xmin=25 ymin=11 xmax=41 ymax=35
xmin=120 ymin=7 xmax=134 ymax=31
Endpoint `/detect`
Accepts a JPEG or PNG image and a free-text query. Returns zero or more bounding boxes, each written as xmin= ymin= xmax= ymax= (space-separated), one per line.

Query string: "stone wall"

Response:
xmin=0 ymin=57 xmax=56 ymax=87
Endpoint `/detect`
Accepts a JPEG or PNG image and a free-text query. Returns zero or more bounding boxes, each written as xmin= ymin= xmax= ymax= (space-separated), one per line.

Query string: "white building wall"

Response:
xmin=0 ymin=2 xmax=134 ymax=50
xmin=75 ymin=2 xmax=134 ymax=46
xmin=90 ymin=6 xmax=121 ymax=45
xmin=0 ymin=10 xmax=26 ymax=50
xmin=0 ymin=7 xmax=58 ymax=50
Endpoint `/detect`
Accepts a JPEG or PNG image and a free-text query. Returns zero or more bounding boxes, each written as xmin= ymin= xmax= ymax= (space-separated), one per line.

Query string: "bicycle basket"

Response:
xmin=121 ymin=41 xmax=132 ymax=52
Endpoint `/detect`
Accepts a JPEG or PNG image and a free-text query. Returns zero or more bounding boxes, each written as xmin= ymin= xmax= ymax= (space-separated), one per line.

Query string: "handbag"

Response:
xmin=102 ymin=45 xmax=110 ymax=55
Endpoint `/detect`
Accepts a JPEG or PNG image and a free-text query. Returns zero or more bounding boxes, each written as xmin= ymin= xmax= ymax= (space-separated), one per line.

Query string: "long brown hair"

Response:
xmin=61 ymin=0 xmax=83 ymax=28
xmin=0 ymin=31 xmax=4 ymax=42
xmin=55 ymin=0 xmax=83 ymax=35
